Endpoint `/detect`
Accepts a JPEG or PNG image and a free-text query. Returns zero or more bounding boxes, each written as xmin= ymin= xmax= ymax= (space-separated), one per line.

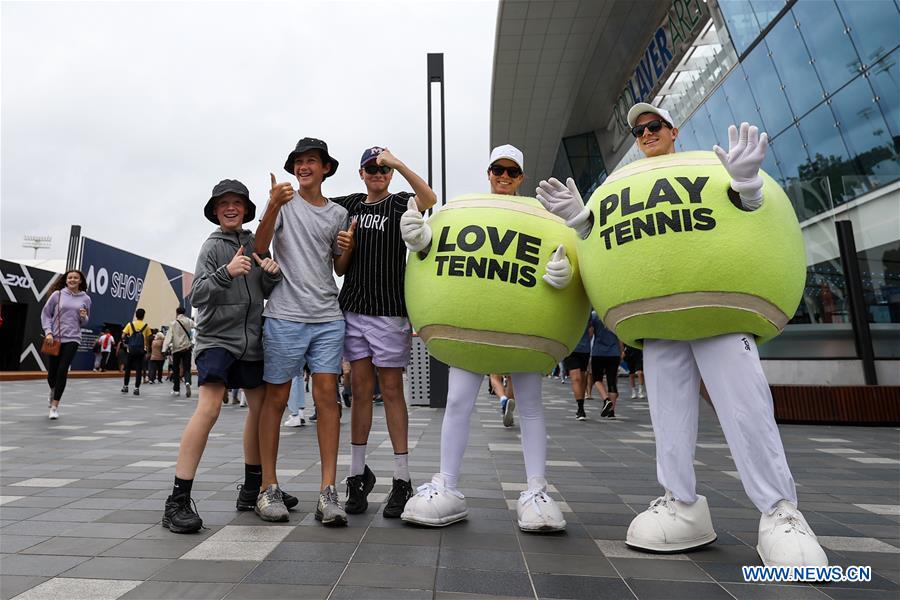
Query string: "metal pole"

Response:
xmin=66 ymin=225 xmax=82 ymax=271
xmin=426 ymin=66 xmax=433 ymax=190
xmin=835 ymin=220 xmax=877 ymax=385
xmin=439 ymin=69 xmax=447 ymax=207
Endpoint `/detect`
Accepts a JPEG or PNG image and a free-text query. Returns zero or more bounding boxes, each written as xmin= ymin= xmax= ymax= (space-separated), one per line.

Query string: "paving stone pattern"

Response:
xmin=1 ymin=377 xmax=898 ymax=599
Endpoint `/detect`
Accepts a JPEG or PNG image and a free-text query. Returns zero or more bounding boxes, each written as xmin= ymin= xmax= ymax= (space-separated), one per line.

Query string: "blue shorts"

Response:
xmin=263 ymin=317 xmax=344 ymax=384
xmin=196 ymin=348 xmax=264 ymax=389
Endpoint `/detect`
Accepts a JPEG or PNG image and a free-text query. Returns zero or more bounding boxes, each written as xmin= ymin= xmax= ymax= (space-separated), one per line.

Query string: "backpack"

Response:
xmin=126 ymin=322 xmax=147 ymax=353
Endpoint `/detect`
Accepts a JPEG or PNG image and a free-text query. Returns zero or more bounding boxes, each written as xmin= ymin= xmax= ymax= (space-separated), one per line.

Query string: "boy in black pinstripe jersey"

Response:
xmin=332 ymin=147 xmax=436 ymax=518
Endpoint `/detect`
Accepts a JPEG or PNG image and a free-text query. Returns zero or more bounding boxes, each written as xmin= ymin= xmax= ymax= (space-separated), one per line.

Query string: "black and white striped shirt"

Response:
xmin=333 ymin=192 xmax=412 ymax=317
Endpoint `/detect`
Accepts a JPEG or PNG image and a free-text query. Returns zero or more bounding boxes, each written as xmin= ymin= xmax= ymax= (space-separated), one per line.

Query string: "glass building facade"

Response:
xmin=557 ymin=0 xmax=900 ymax=362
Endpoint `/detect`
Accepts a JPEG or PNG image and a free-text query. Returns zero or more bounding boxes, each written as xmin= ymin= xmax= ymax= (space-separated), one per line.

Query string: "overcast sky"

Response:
xmin=2 ymin=0 xmax=498 ymax=272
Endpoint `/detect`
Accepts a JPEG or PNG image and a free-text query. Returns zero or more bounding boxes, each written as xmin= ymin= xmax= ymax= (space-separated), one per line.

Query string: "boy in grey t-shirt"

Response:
xmin=255 ymin=137 xmax=356 ymax=526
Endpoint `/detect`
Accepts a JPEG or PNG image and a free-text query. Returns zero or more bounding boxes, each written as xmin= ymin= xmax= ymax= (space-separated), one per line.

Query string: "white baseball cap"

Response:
xmin=489 ymin=144 xmax=524 ymax=171
xmin=627 ymin=103 xmax=676 ymax=128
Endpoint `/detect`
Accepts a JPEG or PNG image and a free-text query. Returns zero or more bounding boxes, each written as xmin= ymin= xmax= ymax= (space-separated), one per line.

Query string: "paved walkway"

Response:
xmin=0 ymin=376 xmax=898 ymax=599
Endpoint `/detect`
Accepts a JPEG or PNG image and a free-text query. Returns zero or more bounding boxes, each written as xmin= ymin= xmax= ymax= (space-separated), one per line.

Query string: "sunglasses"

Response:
xmin=363 ymin=164 xmax=392 ymax=175
xmin=489 ymin=164 xmax=523 ymax=178
xmin=631 ymin=119 xmax=671 ymax=138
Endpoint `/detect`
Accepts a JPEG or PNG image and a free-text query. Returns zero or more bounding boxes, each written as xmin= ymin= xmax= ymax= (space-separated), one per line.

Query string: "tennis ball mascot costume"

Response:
xmin=398 ymin=187 xmax=590 ymax=532
xmin=536 ymin=102 xmax=828 ymax=567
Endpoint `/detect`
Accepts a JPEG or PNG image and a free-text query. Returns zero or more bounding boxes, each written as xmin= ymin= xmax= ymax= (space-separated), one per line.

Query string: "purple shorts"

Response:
xmin=343 ymin=312 xmax=411 ymax=368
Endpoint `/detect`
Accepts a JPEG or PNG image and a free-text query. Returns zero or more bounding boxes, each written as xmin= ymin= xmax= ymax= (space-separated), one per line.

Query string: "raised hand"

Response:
xmin=542 ymin=245 xmax=572 ymax=289
xmin=337 ymin=218 xmax=358 ymax=253
xmin=376 ymin=148 xmax=402 ymax=169
xmin=269 ymin=172 xmax=294 ymax=208
xmin=713 ymin=122 xmax=768 ymax=209
xmin=252 ymin=252 xmax=281 ymax=275
xmin=536 ymin=178 xmax=592 ymax=238
xmin=400 ymin=197 xmax=432 ymax=252
xmin=226 ymin=245 xmax=252 ymax=278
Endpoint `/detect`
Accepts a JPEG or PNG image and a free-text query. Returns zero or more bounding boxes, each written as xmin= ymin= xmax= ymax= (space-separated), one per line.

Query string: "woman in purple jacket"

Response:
xmin=41 ymin=269 xmax=91 ymax=420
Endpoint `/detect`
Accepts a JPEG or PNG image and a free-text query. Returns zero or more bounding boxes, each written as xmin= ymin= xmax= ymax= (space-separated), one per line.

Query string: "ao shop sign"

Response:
xmin=610 ymin=0 xmax=709 ymax=139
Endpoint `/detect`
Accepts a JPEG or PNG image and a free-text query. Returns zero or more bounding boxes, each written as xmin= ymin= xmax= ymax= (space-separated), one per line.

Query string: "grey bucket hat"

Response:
xmin=204 ymin=179 xmax=256 ymax=224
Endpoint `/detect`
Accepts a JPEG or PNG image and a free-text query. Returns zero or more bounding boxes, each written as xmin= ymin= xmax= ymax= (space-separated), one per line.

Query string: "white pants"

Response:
xmin=440 ymin=367 xmax=546 ymax=487
xmin=644 ymin=333 xmax=797 ymax=514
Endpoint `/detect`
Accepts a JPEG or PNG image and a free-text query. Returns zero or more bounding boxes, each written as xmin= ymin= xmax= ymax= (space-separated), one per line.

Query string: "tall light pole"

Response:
xmin=426 ymin=52 xmax=446 ymax=215
xmin=22 ymin=235 xmax=52 ymax=259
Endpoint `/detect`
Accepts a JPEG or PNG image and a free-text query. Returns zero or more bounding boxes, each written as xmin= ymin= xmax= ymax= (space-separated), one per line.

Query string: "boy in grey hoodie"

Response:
xmin=163 ymin=179 xmax=295 ymax=533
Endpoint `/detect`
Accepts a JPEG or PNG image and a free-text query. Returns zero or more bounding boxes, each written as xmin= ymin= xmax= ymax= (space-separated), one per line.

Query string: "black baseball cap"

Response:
xmin=283 ymin=137 xmax=339 ymax=178
xmin=204 ymin=179 xmax=256 ymax=225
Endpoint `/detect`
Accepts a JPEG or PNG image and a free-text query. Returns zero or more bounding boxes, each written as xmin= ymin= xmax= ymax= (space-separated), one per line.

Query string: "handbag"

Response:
xmin=41 ymin=291 xmax=62 ymax=357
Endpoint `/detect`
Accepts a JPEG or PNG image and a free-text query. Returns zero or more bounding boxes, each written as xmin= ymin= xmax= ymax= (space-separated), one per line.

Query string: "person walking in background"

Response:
xmin=163 ymin=306 xmax=195 ymax=398
xmin=489 ymin=373 xmax=515 ymax=427
xmin=563 ymin=319 xmax=591 ymax=421
xmin=121 ymin=308 xmax=152 ymax=395
xmin=97 ymin=328 xmax=114 ymax=372
xmin=149 ymin=331 xmax=165 ymax=383
xmin=41 ymin=269 xmax=91 ymax=420
xmin=590 ymin=311 xmax=622 ymax=419
xmin=283 ymin=370 xmax=308 ymax=427
xmin=624 ymin=344 xmax=645 ymax=399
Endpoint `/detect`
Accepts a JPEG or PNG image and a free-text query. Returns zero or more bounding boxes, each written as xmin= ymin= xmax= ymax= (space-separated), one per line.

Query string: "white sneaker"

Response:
xmin=638 ymin=385 xmax=645 ymax=398
xmin=238 ymin=391 xmax=247 ymax=407
xmin=627 ymin=492 xmax=717 ymax=552
xmin=517 ymin=477 xmax=566 ymax=532
xmin=283 ymin=414 xmax=303 ymax=427
xmin=170 ymin=390 xmax=180 ymax=397
xmin=757 ymin=500 xmax=828 ymax=567
xmin=401 ymin=474 xmax=468 ymax=527
xmin=631 ymin=387 xmax=638 ymax=399
xmin=48 ymin=407 xmax=59 ymax=420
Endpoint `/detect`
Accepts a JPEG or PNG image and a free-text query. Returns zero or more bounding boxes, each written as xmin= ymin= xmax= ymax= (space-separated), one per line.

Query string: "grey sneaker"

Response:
xmin=315 ymin=485 xmax=348 ymax=526
xmin=255 ymin=484 xmax=289 ymax=522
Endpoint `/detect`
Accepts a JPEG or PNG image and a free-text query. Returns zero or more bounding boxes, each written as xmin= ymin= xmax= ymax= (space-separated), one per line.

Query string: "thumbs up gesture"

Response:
xmin=337 ymin=218 xmax=358 ymax=253
xmin=400 ymin=197 xmax=432 ymax=252
xmin=226 ymin=245 xmax=252 ymax=278
xmin=542 ymin=245 xmax=572 ymax=289
xmin=269 ymin=173 xmax=294 ymax=208
xmin=252 ymin=252 xmax=281 ymax=275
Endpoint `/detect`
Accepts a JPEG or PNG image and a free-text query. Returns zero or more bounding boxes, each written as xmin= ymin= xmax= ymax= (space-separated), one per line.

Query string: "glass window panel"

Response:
xmin=750 ymin=0 xmax=786 ymax=30
xmin=771 ymin=124 xmax=823 ymax=220
xmin=830 ymin=74 xmax=900 ymax=190
xmin=868 ymin=49 xmax=900 ymax=140
xmin=690 ymin=105 xmax=718 ymax=151
xmin=742 ymin=40 xmax=794 ymax=134
xmin=857 ymin=240 xmax=900 ymax=332
xmin=718 ymin=0 xmax=761 ymax=55
xmin=766 ymin=11 xmax=825 ymax=117
xmin=836 ymin=0 xmax=900 ymax=67
xmin=704 ymin=87 xmax=736 ymax=145
xmin=761 ymin=137 xmax=784 ymax=183
xmin=793 ymin=0 xmax=862 ymax=94
xmin=722 ymin=65 xmax=764 ymax=129
xmin=796 ymin=102 xmax=855 ymax=206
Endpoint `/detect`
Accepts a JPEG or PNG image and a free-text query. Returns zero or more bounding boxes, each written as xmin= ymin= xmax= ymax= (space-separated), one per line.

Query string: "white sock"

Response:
xmin=350 ymin=443 xmax=366 ymax=477
xmin=394 ymin=453 xmax=410 ymax=481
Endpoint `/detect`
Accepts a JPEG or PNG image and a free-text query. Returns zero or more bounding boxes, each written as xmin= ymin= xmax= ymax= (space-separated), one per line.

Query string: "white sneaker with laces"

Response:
xmin=517 ymin=477 xmax=566 ymax=532
xmin=627 ymin=492 xmax=717 ymax=552
xmin=48 ymin=407 xmax=59 ymax=420
xmin=757 ymin=500 xmax=828 ymax=567
xmin=283 ymin=414 xmax=303 ymax=427
xmin=401 ymin=474 xmax=468 ymax=527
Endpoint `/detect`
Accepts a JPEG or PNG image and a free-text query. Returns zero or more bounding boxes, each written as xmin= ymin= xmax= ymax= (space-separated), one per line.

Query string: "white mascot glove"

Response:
xmin=400 ymin=197 xmax=432 ymax=252
xmin=713 ymin=122 xmax=768 ymax=211
xmin=542 ymin=245 xmax=571 ymax=289
xmin=535 ymin=177 xmax=592 ymax=239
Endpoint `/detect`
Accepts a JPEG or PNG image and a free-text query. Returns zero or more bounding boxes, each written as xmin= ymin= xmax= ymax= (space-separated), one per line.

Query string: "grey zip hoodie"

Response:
xmin=191 ymin=228 xmax=281 ymax=361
